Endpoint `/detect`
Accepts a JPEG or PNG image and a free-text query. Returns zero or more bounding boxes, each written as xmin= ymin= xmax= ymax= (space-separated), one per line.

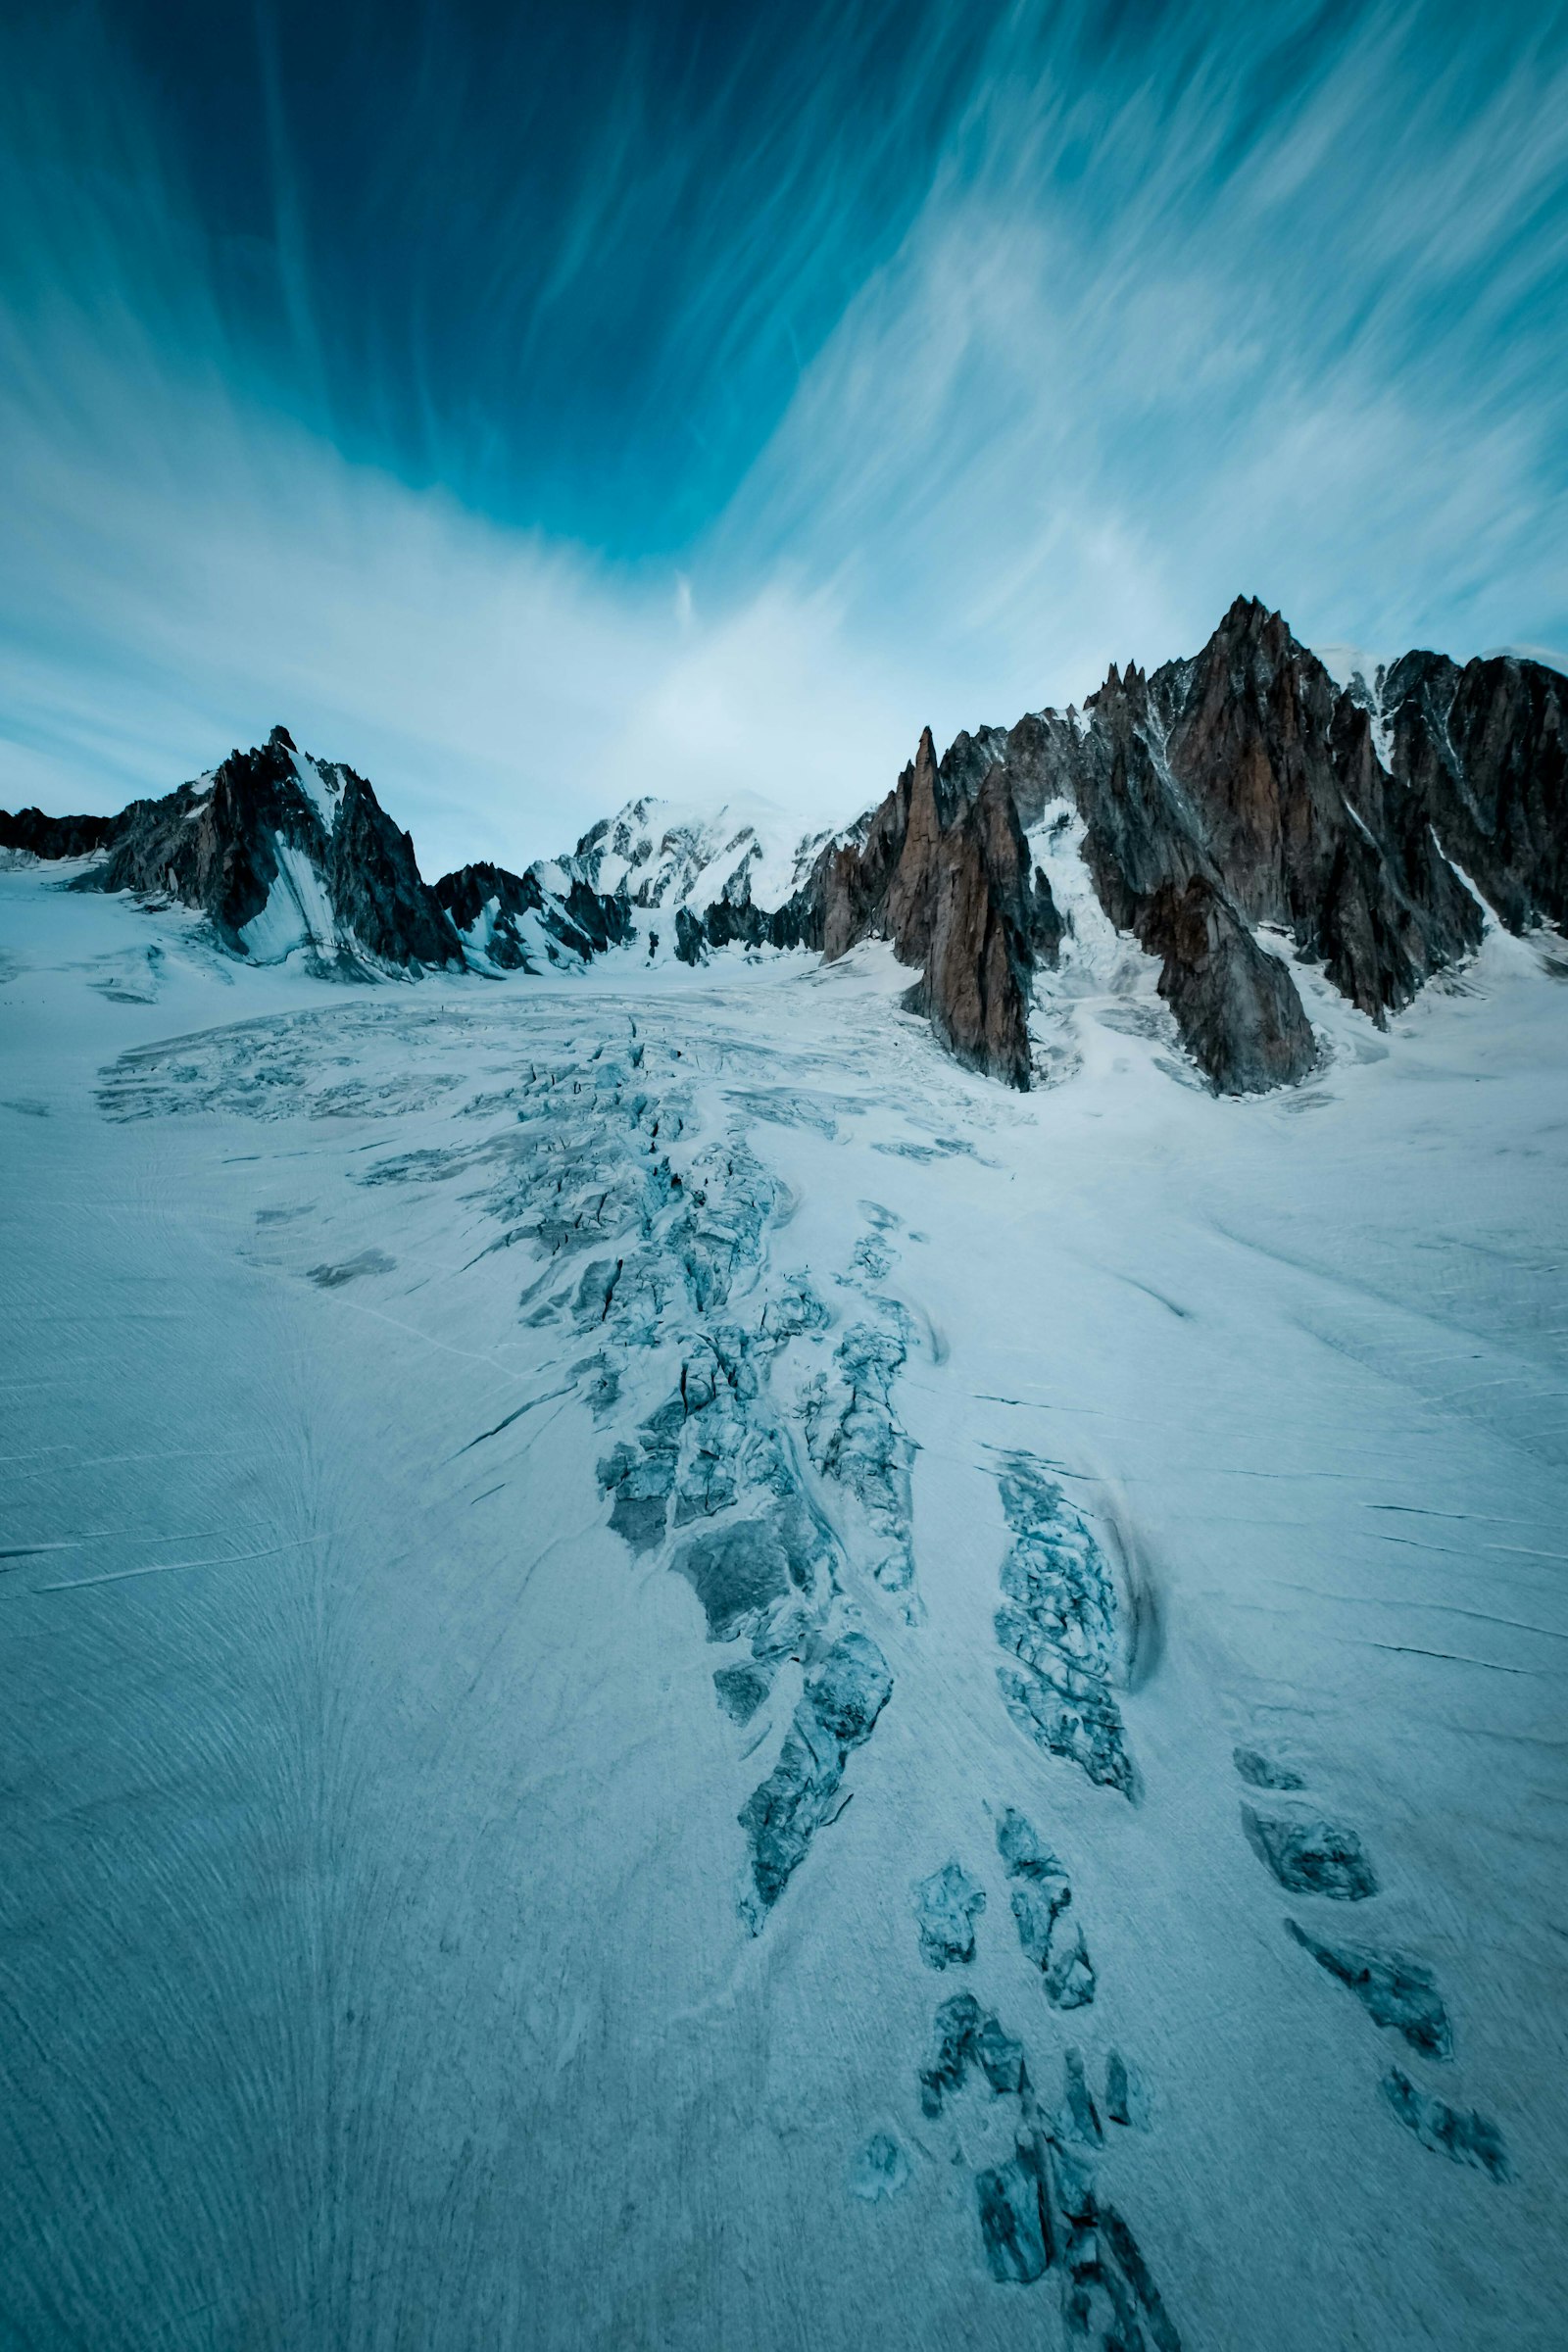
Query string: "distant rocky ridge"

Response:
xmin=792 ymin=597 xmax=1563 ymax=1093
xmin=4 ymin=601 xmax=1562 ymax=1092
xmin=0 ymin=808 xmax=116 ymax=860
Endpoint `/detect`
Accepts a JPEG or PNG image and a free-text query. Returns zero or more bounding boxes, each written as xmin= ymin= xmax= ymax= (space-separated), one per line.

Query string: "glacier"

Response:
xmin=1 ymin=854 xmax=1565 ymax=2350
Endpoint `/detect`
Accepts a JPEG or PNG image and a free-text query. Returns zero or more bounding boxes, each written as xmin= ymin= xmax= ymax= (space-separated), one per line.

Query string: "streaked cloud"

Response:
xmin=2 ymin=0 xmax=1564 ymax=858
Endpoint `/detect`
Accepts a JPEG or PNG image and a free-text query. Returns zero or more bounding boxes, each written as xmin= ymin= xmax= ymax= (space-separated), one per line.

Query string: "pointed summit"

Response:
xmin=78 ymin=730 xmax=462 ymax=975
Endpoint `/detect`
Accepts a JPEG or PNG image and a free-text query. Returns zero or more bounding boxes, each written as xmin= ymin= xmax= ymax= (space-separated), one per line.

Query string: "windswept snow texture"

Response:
xmin=2 ymin=859 xmax=1567 ymax=2350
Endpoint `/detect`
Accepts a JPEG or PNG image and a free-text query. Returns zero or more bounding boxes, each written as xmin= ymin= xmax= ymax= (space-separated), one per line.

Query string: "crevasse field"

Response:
xmin=2 ymin=858 xmax=1565 ymax=2351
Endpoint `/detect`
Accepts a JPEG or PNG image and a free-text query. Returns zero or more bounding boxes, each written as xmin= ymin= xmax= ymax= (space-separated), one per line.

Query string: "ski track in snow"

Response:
xmin=2 ymin=866 xmax=1566 ymax=2349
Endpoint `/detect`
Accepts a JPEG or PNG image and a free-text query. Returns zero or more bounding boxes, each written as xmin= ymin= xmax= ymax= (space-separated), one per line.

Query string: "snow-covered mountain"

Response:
xmin=7 ymin=599 xmax=1564 ymax=1107
xmin=434 ymin=793 xmax=831 ymax=974
xmin=560 ymin=790 xmax=833 ymax=914
xmin=79 ymin=723 xmax=464 ymax=976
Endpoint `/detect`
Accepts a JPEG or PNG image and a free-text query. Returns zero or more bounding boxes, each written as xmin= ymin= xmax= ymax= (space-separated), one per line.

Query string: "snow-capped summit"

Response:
xmin=432 ymin=794 xmax=833 ymax=976
xmin=559 ymin=791 xmax=832 ymax=917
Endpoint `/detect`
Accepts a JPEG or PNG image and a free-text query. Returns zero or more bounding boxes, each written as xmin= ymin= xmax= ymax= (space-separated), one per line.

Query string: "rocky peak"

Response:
xmin=1135 ymin=599 xmax=1481 ymax=1028
xmin=815 ymin=724 xmax=1061 ymax=1089
xmin=812 ymin=595 xmax=1558 ymax=1098
xmin=77 ymin=729 xmax=463 ymax=975
xmin=434 ymin=856 xmax=634 ymax=973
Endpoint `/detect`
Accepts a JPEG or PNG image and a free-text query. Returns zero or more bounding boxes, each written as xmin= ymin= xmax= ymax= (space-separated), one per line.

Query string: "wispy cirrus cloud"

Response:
xmin=725 ymin=0 xmax=1568 ymax=722
xmin=2 ymin=0 xmax=1564 ymax=860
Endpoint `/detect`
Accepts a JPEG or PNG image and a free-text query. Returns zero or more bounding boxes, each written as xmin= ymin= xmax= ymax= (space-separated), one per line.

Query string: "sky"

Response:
xmin=2 ymin=0 xmax=1566 ymax=875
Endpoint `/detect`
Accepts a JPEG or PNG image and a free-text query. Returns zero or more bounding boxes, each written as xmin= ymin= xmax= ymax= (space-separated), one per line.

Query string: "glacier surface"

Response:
xmin=1 ymin=861 xmax=1565 ymax=2349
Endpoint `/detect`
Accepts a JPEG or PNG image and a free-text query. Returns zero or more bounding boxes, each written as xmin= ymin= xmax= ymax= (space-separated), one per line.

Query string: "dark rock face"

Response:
xmin=1383 ymin=649 xmax=1568 ymax=933
xmin=804 ymin=597 xmax=1560 ymax=1091
xmin=923 ymin=605 xmax=1478 ymax=1091
xmin=433 ymin=859 xmax=546 ymax=968
xmin=434 ymin=858 xmax=633 ymax=970
xmin=673 ymin=905 xmax=708 ymax=965
xmin=1141 ymin=875 xmax=1318 ymax=1095
xmin=561 ymin=875 xmax=636 ymax=957
xmin=79 ymin=725 xmax=462 ymax=973
xmin=0 ymin=808 xmax=115 ymax=858
xmin=326 ymin=767 xmax=465 ymax=970
xmin=913 ymin=769 xmax=1047 ymax=1087
xmin=1152 ymin=601 xmax=1483 ymax=1019
xmin=812 ymin=726 xmax=1061 ymax=1090
xmin=675 ymin=876 xmax=822 ymax=957
xmin=804 ymin=597 xmax=1561 ymax=1096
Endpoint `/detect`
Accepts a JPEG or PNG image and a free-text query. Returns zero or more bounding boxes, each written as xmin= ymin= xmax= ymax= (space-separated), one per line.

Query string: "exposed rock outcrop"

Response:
xmin=1141 ymin=875 xmax=1318 ymax=1095
xmin=1383 ymin=649 xmax=1567 ymax=933
xmin=810 ymin=597 xmax=1556 ymax=1096
xmin=78 ymin=725 xmax=463 ymax=974
xmin=1151 ymin=601 xmax=1482 ymax=1019
xmin=0 ymin=808 xmax=115 ymax=859
xmin=672 ymin=883 xmax=821 ymax=958
xmin=434 ymin=858 xmax=634 ymax=971
xmin=813 ymin=726 xmax=1061 ymax=1089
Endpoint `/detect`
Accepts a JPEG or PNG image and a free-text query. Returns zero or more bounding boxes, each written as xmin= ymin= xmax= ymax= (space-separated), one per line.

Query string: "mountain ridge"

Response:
xmin=4 ymin=599 xmax=1562 ymax=1095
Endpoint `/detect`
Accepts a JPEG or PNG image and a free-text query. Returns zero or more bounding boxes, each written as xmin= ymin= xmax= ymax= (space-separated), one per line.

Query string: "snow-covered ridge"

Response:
xmin=560 ymin=791 xmax=831 ymax=915
xmin=8 ymin=598 xmax=1564 ymax=1102
xmin=288 ymin=747 xmax=347 ymax=833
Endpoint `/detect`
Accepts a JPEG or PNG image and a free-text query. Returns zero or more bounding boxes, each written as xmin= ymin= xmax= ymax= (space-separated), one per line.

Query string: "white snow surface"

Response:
xmin=2 ymin=859 xmax=1566 ymax=2350
xmin=562 ymin=788 xmax=830 ymax=912
xmin=290 ymin=749 xmax=345 ymax=833
xmin=236 ymin=835 xmax=342 ymax=963
xmin=1314 ymin=644 xmax=1398 ymax=766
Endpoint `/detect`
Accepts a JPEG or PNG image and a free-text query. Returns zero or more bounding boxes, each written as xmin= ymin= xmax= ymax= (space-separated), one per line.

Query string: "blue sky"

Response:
xmin=3 ymin=0 xmax=1565 ymax=872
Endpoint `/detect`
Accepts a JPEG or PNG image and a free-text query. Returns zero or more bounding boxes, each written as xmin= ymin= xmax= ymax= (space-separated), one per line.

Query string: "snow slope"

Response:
xmin=1 ymin=860 xmax=1565 ymax=2350
xmin=561 ymin=789 xmax=830 ymax=912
